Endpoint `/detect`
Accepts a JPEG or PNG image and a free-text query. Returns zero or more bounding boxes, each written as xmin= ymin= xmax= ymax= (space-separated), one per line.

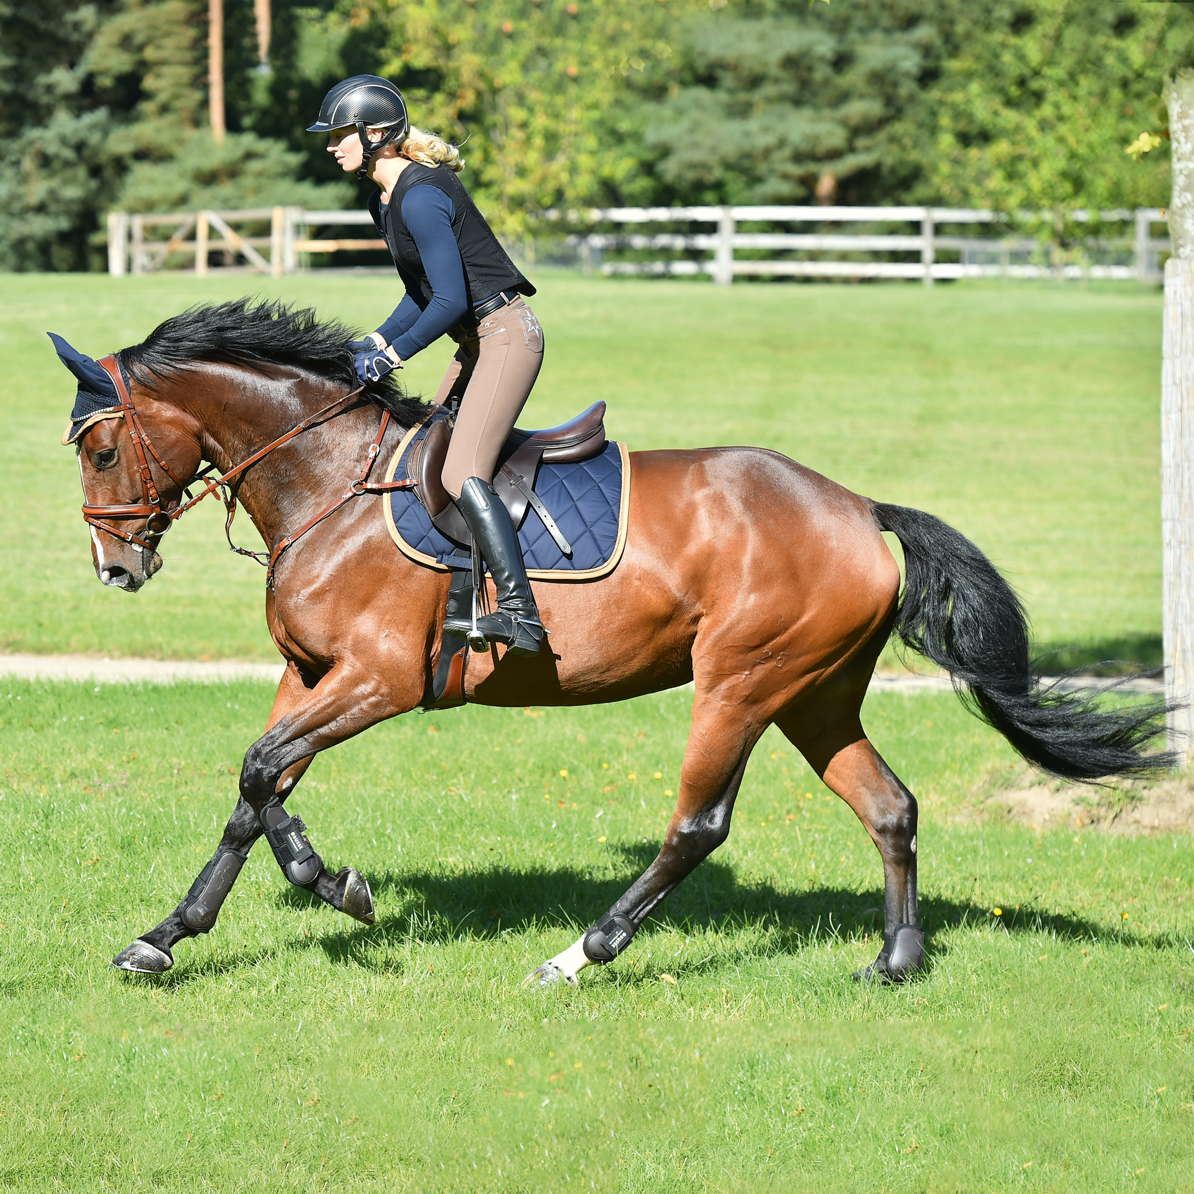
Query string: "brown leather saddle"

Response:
xmin=410 ymin=400 xmax=607 ymax=551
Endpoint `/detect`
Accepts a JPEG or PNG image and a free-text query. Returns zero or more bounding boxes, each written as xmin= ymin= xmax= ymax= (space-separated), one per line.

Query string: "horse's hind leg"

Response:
xmin=777 ymin=704 xmax=924 ymax=981
xmin=527 ymin=693 xmax=765 ymax=986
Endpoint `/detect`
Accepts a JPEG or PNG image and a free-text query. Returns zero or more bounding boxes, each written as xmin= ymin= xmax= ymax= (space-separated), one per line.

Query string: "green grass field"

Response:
xmin=0 ymin=271 xmax=1164 ymax=668
xmin=2 ymin=273 xmax=1187 ymax=1192
xmin=0 ymin=678 xmax=1190 ymax=1193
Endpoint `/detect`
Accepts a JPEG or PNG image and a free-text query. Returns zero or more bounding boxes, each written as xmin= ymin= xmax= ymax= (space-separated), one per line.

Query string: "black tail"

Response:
xmin=872 ymin=502 xmax=1174 ymax=782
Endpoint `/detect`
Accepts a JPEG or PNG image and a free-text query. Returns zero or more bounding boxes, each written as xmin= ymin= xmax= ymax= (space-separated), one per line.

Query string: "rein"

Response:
xmin=85 ymin=356 xmax=415 ymax=587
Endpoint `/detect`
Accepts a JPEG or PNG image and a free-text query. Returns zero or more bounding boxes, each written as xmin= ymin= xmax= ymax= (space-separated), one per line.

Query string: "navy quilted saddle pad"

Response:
xmin=382 ymin=416 xmax=630 ymax=578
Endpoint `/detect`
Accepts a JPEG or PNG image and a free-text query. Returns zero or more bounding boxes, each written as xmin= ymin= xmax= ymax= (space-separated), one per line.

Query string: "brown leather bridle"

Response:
xmin=81 ymin=356 xmax=414 ymax=586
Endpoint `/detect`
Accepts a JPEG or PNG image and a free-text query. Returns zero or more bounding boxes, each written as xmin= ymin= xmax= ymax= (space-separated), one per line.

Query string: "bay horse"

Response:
xmin=60 ymin=299 xmax=1169 ymax=985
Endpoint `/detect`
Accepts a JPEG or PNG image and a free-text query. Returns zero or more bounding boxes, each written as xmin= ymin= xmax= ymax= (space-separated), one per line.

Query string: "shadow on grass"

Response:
xmin=260 ymin=843 xmax=1178 ymax=979
xmin=1031 ymin=633 xmax=1163 ymax=677
xmin=133 ymin=843 xmax=1175 ymax=988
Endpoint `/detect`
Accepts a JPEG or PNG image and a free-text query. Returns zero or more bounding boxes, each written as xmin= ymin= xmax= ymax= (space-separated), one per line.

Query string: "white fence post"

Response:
xmin=130 ymin=215 xmax=145 ymax=275
xmin=1135 ymin=209 xmax=1153 ymax=283
xmin=106 ymin=212 xmax=129 ymax=276
xmin=921 ymin=208 xmax=935 ymax=286
xmin=714 ymin=207 xmax=735 ymax=285
xmin=270 ymin=206 xmax=285 ymax=278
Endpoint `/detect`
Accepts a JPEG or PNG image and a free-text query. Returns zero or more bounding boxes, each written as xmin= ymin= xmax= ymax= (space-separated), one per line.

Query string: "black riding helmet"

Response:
xmin=307 ymin=74 xmax=409 ymax=179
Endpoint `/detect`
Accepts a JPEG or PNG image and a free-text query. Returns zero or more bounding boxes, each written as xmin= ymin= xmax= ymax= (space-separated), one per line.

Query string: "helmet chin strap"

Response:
xmin=356 ymin=122 xmax=402 ymax=180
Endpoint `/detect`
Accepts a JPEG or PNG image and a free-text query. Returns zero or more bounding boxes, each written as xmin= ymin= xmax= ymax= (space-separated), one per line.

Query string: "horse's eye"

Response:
xmin=93 ymin=447 xmax=119 ymax=470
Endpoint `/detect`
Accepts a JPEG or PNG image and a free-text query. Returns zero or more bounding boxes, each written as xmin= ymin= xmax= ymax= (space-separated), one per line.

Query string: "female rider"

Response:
xmin=308 ymin=74 xmax=544 ymax=655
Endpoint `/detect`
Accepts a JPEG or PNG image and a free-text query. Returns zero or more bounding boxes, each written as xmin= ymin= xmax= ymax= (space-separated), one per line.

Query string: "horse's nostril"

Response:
xmin=102 ymin=565 xmax=132 ymax=588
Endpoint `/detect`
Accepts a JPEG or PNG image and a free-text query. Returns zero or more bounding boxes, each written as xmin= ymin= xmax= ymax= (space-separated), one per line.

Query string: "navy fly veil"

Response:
xmin=48 ymin=333 xmax=123 ymax=443
xmin=383 ymin=414 xmax=629 ymax=579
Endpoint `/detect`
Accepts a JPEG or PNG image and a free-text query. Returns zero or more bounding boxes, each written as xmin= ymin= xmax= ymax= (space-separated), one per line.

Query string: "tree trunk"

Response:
xmin=209 ymin=0 xmax=225 ymax=143
xmin=254 ymin=0 xmax=271 ymax=66
xmin=1162 ymin=69 xmax=1194 ymax=762
xmin=814 ymin=171 xmax=838 ymax=206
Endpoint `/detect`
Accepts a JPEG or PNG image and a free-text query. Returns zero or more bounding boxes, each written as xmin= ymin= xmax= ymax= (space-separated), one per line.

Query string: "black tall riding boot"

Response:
xmin=444 ymin=476 xmax=545 ymax=655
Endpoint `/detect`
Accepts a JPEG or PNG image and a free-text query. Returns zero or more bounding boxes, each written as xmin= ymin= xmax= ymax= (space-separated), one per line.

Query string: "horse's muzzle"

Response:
xmin=98 ymin=548 xmax=162 ymax=591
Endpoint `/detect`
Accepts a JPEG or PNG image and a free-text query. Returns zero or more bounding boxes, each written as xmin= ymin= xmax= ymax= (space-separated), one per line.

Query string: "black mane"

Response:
xmin=119 ymin=298 xmax=430 ymax=427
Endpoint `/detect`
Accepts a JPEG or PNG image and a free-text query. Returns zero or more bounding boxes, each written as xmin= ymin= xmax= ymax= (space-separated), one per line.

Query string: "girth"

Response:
xmin=411 ymin=401 xmax=606 ymax=551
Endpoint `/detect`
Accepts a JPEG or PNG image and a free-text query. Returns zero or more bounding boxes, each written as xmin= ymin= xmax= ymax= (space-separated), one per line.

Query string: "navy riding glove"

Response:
xmin=350 ymin=334 xmax=402 ymax=384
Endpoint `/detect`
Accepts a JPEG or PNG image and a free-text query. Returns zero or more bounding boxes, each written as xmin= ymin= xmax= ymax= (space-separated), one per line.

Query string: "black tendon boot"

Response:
xmin=445 ymin=476 xmax=546 ymax=655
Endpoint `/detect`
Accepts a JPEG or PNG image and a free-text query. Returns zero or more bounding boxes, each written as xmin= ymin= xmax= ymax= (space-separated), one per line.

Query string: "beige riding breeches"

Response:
xmin=433 ymin=297 xmax=544 ymax=500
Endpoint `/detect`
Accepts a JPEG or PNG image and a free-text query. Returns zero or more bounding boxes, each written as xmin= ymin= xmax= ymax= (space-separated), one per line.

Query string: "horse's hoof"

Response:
xmin=852 ymin=924 xmax=925 ymax=984
xmin=523 ymin=962 xmax=578 ymax=989
xmin=334 ymin=868 xmax=375 ymax=925
xmin=112 ymin=939 xmax=173 ymax=974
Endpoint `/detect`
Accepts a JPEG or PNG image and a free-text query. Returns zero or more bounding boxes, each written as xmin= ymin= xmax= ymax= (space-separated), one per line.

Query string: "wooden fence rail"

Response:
xmin=107 ymin=205 xmax=1170 ymax=284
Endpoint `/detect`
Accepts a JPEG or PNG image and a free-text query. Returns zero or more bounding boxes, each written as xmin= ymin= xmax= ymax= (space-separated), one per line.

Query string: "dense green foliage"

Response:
xmin=2 ymin=0 xmax=1194 ymax=269
xmin=924 ymin=1 xmax=1194 ymax=225
xmin=1 ymin=678 xmax=1190 ymax=1191
xmin=641 ymin=1 xmax=949 ymax=206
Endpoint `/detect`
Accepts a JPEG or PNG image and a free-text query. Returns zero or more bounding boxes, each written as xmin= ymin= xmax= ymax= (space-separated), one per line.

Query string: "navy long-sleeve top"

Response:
xmin=374 ymin=185 xmax=470 ymax=360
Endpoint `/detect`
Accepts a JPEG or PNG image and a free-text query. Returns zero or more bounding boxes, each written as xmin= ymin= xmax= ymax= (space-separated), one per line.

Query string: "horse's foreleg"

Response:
xmin=231 ymin=663 xmax=411 ymax=929
xmin=783 ymin=713 xmax=924 ymax=982
xmin=112 ymin=662 xmax=400 ymax=974
xmin=111 ymin=788 xmax=296 ymax=973
xmin=112 ymin=666 xmax=322 ymax=974
xmin=528 ymin=696 xmax=764 ymax=986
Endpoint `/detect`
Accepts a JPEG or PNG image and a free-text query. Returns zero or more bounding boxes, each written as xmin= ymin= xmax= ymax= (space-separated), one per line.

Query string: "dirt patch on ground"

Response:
xmin=986 ymin=773 xmax=1194 ymax=835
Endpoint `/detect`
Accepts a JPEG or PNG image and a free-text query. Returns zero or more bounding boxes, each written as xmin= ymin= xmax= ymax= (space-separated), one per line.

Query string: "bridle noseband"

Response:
xmin=80 ymin=356 xmax=414 ymax=586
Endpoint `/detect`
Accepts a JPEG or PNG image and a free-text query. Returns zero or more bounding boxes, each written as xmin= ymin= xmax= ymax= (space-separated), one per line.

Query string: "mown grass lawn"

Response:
xmin=1 ymin=678 xmax=1190 ymax=1193
xmin=0 ymin=271 xmax=1164 ymax=670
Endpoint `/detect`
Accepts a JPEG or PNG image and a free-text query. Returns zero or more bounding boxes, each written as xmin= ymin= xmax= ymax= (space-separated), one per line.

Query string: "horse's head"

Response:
xmin=52 ymin=333 xmax=203 ymax=592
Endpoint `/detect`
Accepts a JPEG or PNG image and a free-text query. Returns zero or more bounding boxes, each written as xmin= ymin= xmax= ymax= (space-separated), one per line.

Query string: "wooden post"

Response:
xmin=1162 ymin=69 xmax=1194 ymax=763
xmin=195 ymin=211 xmax=210 ymax=275
xmin=282 ymin=206 xmax=303 ymax=273
xmin=921 ymin=208 xmax=935 ymax=286
xmin=106 ymin=212 xmax=129 ymax=276
xmin=130 ymin=215 xmax=145 ymax=275
xmin=270 ymin=206 xmax=285 ymax=277
xmin=713 ymin=206 xmax=735 ymax=285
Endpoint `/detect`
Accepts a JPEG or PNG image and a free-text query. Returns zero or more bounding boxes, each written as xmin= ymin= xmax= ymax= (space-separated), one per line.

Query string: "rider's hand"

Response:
xmin=350 ymin=332 xmax=402 ymax=384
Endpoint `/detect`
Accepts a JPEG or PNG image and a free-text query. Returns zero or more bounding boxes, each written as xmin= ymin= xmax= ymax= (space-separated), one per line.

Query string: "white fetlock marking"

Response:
xmin=544 ymin=935 xmax=593 ymax=984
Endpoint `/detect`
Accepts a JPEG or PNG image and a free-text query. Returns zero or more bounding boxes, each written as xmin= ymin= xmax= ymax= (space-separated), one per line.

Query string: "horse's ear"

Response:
xmin=48 ymin=332 xmax=122 ymax=445
xmin=48 ymin=332 xmax=117 ymax=393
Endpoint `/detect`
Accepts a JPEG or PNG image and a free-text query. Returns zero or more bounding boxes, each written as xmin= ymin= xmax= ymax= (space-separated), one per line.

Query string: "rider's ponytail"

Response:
xmin=400 ymin=126 xmax=464 ymax=172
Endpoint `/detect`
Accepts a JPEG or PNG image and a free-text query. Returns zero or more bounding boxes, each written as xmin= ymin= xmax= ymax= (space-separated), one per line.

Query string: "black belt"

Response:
xmin=473 ymin=289 xmax=521 ymax=320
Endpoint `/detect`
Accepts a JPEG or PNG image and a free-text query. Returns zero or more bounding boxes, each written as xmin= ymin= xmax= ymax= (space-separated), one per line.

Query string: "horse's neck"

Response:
xmin=191 ymin=367 xmax=381 ymax=547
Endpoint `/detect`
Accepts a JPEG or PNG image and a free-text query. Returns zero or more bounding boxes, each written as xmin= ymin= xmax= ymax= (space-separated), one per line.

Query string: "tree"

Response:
xmin=633 ymin=0 xmax=957 ymax=206
xmin=0 ymin=0 xmax=352 ymax=268
xmin=924 ymin=1 xmax=1194 ymax=218
xmin=0 ymin=1 xmax=124 ymax=270
xmin=354 ymin=0 xmax=707 ymax=234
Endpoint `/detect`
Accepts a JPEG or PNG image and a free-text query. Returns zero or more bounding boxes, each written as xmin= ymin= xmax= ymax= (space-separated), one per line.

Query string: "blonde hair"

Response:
xmin=399 ymin=125 xmax=464 ymax=173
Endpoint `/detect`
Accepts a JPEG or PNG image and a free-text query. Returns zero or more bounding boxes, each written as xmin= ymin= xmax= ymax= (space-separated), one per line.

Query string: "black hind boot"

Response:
xmin=445 ymin=476 xmax=545 ymax=655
